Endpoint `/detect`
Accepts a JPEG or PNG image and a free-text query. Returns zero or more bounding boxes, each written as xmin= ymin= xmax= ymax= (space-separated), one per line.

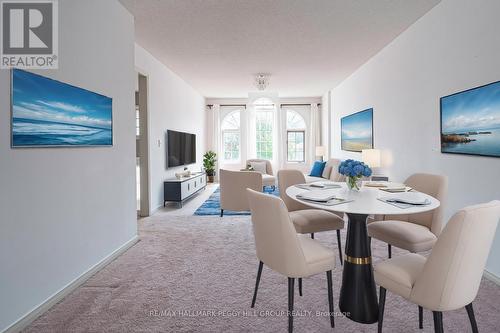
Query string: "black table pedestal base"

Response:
xmin=339 ymin=213 xmax=379 ymax=324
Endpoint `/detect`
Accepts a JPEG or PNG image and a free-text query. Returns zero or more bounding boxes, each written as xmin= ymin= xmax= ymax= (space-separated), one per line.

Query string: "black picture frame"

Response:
xmin=440 ymin=80 xmax=500 ymax=158
xmin=341 ymin=108 xmax=374 ymax=152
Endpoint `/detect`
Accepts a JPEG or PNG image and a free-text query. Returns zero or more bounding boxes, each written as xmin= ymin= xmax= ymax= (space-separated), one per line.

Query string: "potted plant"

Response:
xmin=338 ymin=159 xmax=372 ymax=190
xmin=203 ymin=151 xmax=217 ymax=183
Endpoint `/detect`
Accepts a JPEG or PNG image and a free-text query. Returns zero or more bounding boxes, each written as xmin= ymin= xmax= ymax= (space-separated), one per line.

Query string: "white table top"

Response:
xmin=285 ymin=182 xmax=440 ymax=216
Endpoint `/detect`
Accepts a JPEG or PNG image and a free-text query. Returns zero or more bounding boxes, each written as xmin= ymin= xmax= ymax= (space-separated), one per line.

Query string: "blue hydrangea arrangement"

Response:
xmin=338 ymin=159 xmax=372 ymax=190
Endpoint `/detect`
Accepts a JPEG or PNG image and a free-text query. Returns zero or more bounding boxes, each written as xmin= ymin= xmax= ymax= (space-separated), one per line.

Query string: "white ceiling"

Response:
xmin=120 ymin=0 xmax=440 ymax=98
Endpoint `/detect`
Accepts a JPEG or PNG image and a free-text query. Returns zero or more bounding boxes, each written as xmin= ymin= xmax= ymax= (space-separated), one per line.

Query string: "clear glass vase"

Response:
xmin=346 ymin=176 xmax=362 ymax=191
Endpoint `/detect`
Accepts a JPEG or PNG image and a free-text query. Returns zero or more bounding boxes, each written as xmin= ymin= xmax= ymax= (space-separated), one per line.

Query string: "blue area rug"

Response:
xmin=194 ymin=186 xmax=279 ymax=216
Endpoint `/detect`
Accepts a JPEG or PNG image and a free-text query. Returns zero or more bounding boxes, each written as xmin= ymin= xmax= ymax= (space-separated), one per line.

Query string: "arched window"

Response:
xmin=221 ymin=111 xmax=241 ymax=161
xmin=286 ymin=110 xmax=306 ymax=162
xmin=254 ymin=98 xmax=275 ymax=160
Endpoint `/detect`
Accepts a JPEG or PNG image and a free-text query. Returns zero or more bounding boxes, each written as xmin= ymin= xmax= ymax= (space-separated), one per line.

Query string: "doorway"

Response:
xmin=136 ymin=73 xmax=150 ymax=217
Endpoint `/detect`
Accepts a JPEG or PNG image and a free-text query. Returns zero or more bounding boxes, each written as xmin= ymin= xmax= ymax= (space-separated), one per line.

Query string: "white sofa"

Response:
xmin=305 ymin=158 xmax=346 ymax=183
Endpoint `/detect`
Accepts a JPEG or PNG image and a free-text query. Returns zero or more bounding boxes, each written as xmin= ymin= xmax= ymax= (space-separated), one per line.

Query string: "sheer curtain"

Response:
xmin=309 ymin=103 xmax=321 ymax=164
xmin=210 ymin=104 xmax=221 ymax=179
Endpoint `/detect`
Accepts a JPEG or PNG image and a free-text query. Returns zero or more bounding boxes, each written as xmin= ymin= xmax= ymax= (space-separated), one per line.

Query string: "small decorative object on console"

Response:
xmin=338 ymin=159 xmax=372 ymax=191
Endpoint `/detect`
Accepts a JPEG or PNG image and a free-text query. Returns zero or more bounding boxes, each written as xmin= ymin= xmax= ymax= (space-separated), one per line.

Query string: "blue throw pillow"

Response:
xmin=309 ymin=161 xmax=326 ymax=177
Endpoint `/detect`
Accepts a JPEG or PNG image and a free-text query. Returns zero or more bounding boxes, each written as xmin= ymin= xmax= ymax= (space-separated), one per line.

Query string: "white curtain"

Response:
xmin=309 ymin=103 xmax=321 ymax=164
xmin=211 ymin=104 xmax=221 ymax=179
xmin=245 ymin=103 xmax=256 ymax=162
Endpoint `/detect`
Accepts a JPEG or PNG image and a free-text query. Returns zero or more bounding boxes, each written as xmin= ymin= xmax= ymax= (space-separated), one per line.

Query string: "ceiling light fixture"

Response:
xmin=254 ymin=73 xmax=270 ymax=91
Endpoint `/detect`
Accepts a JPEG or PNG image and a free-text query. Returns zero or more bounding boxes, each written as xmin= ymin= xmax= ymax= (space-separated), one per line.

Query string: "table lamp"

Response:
xmin=315 ymin=146 xmax=325 ymax=161
xmin=361 ymin=149 xmax=380 ymax=168
xmin=362 ymin=149 xmax=387 ymax=181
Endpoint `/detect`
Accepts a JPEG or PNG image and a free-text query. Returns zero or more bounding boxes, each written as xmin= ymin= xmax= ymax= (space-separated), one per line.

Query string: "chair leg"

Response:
xmin=251 ymin=261 xmax=263 ymax=308
xmin=311 ymin=233 xmax=314 ymax=239
xmin=465 ymin=303 xmax=478 ymax=333
xmin=378 ymin=287 xmax=386 ymax=333
xmin=419 ymin=306 xmax=423 ymax=329
xmin=298 ymin=278 xmax=303 ymax=296
xmin=388 ymin=244 xmax=392 ymax=258
xmin=220 ymin=209 xmax=224 ymax=217
xmin=336 ymin=230 xmax=343 ymax=266
xmin=288 ymin=278 xmax=295 ymax=333
xmin=432 ymin=311 xmax=443 ymax=333
xmin=326 ymin=270 xmax=335 ymax=328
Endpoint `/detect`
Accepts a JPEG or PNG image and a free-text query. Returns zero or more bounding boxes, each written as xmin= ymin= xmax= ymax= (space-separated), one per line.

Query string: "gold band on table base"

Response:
xmin=345 ymin=255 xmax=372 ymax=265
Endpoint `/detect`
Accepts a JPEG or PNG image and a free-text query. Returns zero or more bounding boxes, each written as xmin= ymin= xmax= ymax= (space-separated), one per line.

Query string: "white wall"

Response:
xmin=0 ymin=1 xmax=137 ymax=331
xmin=134 ymin=45 xmax=206 ymax=212
xmin=329 ymin=0 xmax=500 ymax=276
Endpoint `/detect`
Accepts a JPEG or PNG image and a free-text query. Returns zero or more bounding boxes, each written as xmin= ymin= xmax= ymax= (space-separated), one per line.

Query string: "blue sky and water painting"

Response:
xmin=12 ymin=69 xmax=112 ymax=147
xmin=441 ymin=81 xmax=500 ymax=157
xmin=341 ymin=108 xmax=373 ymax=152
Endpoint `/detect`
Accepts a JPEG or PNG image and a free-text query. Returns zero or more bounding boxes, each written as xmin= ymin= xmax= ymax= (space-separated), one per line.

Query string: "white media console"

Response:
xmin=163 ymin=172 xmax=206 ymax=207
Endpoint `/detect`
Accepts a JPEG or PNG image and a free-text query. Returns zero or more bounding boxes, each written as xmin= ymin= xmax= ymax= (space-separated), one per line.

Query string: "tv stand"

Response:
xmin=163 ymin=172 xmax=206 ymax=207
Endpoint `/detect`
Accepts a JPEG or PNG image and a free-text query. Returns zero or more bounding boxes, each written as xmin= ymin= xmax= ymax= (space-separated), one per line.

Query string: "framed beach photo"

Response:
xmin=341 ymin=108 xmax=374 ymax=152
xmin=440 ymin=81 xmax=500 ymax=158
xmin=11 ymin=69 xmax=113 ymax=148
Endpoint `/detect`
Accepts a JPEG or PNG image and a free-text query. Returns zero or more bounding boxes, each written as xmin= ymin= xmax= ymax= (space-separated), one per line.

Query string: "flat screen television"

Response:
xmin=166 ymin=130 xmax=196 ymax=168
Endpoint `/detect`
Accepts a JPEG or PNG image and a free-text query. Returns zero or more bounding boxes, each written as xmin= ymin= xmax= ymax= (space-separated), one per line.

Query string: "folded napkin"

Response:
xmin=297 ymin=190 xmax=337 ymax=202
xmin=309 ymin=181 xmax=342 ymax=189
xmin=379 ymin=192 xmax=431 ymax=208
xmin=379 ymin=186 xmax=413 ymax=193
xmin=295 ymin=182 xmax=341 ymax=190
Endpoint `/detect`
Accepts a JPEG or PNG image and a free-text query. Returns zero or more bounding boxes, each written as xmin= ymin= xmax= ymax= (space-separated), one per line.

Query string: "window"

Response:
xmin=136 ymin=107 xmax=140 ymax=136
xmin=256 ymin=110 xmax=273 ymax=160
xmin=286 ymin=110 xmax=306 ymax=162
xmin=221 ymin=111 xmax=241 ymax=161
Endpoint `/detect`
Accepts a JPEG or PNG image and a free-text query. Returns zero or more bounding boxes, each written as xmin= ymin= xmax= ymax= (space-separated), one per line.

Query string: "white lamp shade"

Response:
xmin=315 ymin=146 xmax=325 ymax=156
xmin=362 ymin=149 xmax=381 ymax=168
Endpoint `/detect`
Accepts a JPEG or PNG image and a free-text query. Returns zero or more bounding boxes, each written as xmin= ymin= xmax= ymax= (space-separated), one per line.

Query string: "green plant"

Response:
xmin=203 ymin=151 xmax=217 ymax=176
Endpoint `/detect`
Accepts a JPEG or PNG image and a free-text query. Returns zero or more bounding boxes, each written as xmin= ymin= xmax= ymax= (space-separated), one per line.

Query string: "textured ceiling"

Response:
xmin=121 ymin=0 xmax=440 ymax=98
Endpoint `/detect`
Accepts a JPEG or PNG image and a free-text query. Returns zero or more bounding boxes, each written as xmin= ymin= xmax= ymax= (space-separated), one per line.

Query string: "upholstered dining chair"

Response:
xmin=368 ymin=173 xmax=448 ymax=258
xmin=246 ymin=159 xmax=276 ymax=189
xmin=246 ymin=189 xmax=336 ymax=333
xmin=278 ymin=169 xmax=345 ymax=271
xmin=219 ymin=169 xmax=262 ymax=217
xmin=375 ymin=200 xmax=500 ymax=333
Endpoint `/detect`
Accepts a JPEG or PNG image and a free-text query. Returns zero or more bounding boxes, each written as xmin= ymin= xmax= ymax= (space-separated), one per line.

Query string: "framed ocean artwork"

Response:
xmin=441 ymin=81 xmax=500 ymax=158
xmin=11 ymin=69 xmax=112 ymax=147
xmin=341 ymin=108 xmax=373 ymax=152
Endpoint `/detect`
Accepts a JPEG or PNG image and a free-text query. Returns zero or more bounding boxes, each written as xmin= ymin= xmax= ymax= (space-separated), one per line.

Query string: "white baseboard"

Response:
xmin=2 ymin=235 xmax=139 ymax=333
xmin=484 ymin=269 xmax=500 ymax=286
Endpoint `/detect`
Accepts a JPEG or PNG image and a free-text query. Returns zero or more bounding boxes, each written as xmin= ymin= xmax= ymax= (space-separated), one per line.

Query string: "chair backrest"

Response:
xmin=220 ymin=169 xmax=262 ymax=211
xmin=390 ymin=173 xmax=448 ymax=236
xmin=246 ymin=159 xmax=273 ymax=175
xmin=246 ymin=189 xmax=309 ymax=277
xmin=277 ymin=169 xmax=309 ymax=212
xmin=410 ymin=201 xmax=500 ymax=311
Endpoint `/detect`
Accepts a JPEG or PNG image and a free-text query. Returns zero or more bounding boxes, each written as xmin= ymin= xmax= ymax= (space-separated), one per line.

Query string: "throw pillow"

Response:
xmin=249 ymin=161 xmax=267 ymax=174
xmin=309 ymin=161 xmax=326 ymax=177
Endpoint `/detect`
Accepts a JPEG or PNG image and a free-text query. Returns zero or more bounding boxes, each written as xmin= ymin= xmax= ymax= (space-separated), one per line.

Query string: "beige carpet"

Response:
xmin=24 ymin=214 xmax=500 ymax=332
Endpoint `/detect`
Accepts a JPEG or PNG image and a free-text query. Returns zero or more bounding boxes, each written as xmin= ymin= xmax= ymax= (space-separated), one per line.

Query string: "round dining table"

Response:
xmin=286 ymin=182 xmax=440 ymax=324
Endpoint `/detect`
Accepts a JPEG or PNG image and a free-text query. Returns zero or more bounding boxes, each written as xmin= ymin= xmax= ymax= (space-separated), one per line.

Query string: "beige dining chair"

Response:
xmin=246 ymin=159 xmax=276 ymax=189
xmin=368 ymin=173 xmax=448 ymax=258
xmin=219 ymin=169 xmax=262 ymax=217
xmin=375 ymin=200 xmax=500 ymax=333
xmin=246 ymin=189 xmax=336 ymax=333
xmin=278 ymin=169 xmax=345 ymax=271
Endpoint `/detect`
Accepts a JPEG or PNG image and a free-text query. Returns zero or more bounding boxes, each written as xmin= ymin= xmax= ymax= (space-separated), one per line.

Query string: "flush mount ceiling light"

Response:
xmin=254 ymin=73 xmax=270 ymax=91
